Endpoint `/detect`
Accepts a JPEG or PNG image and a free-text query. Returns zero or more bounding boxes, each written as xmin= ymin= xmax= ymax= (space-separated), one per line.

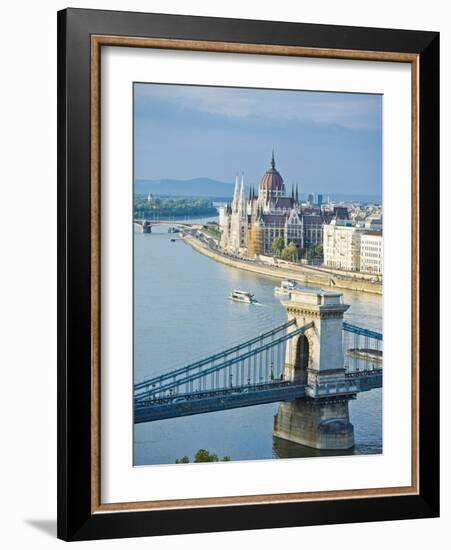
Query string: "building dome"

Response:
xmin=259 ymin=151 xmax=284 ymax=192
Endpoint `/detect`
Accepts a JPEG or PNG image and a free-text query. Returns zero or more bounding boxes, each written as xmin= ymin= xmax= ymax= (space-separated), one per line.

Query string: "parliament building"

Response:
xmin=219 ymin=152 xmax=327 ymax=258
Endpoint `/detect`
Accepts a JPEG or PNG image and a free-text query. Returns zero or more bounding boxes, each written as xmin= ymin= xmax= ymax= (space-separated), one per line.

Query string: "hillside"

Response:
xmin=134 ymin=177 xmax=236 ymax=198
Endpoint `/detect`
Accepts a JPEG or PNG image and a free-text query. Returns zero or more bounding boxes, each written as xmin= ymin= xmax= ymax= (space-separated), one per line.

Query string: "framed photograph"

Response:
xmin=57 ymin=8 xmax=439 ymax=541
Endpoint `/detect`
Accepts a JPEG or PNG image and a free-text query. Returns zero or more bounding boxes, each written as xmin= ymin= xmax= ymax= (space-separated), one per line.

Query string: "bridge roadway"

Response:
xmin=134 ymin=369 xmax=382 ymax=423
xmin=134 ymin=218 xmax=204 ymax=228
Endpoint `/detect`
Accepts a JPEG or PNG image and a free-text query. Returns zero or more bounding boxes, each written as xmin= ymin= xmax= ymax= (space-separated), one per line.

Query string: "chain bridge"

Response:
xmin=134 ymin=289 xmax=382 ymax=450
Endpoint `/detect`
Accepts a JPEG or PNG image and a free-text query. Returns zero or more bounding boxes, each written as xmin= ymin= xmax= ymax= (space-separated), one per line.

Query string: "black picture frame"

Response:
xmin=57 ymin=7 xmax=439 ymax=541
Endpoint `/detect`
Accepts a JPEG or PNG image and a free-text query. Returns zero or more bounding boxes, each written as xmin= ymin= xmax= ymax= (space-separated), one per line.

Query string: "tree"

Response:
xmin=194 ymin=449 xmax=219 ymax=463
xmin=311 ymin=244 xmax=324 ymax=260
xmin=281 ymin=242 xmax=298 ymax=261
xmin=175 ymin=449 xmax=232 ymax=463
xmin=133 ymin=194 xmax=217 ymax=219
xmin=271 ymin=236 xmax=285 ymax=257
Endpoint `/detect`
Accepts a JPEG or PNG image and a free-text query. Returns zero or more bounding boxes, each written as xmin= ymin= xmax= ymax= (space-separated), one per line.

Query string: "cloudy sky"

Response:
xmin=134 ymin=83 xmax=382 ymax=197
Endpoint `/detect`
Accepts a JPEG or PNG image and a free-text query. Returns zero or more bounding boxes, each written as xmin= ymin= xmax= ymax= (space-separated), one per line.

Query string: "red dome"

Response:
xmin=260 ymin=169 xmax=284 ymax=191
xmin=259 ymin=152 xmax=284 ymax=192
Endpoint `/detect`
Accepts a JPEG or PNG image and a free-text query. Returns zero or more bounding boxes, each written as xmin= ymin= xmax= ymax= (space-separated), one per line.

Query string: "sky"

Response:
xmin=134 ymin=83 xmax=382 ymax=197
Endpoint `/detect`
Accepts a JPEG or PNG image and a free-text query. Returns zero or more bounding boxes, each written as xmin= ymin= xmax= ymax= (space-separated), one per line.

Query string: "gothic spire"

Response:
xmin=271 ymin=148 xmax=275 ymax=170
xmin=239 ymin=175 xmax=245 ymax=214
xmin=232 ymin=174 xmax=239 ymax=211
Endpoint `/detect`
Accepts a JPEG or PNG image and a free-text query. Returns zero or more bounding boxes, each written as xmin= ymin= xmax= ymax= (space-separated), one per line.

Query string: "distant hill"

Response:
xmin=134 ymin=177 xmax=236 ymax=198
xmin=134 ymin=178 xmax=381 ymax=204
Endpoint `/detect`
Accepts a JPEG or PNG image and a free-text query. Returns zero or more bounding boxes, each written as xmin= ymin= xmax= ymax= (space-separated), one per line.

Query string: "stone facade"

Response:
xmin=360 ymin=232 xmax=383 ymax=274
xmin=323 ymin=220 xmax=364 ymax=271
xmin=283 ymin=289 xmax=349 ymax=379
xmin=323 ymin=219 xmax=383 ymax=275
xmin=273 ymin=399 xmax=354 ymax=450
xmin=219 ymin=152 xmax=326 ymax=257
xmin=273 ymin=288 xmax=355 ymax=450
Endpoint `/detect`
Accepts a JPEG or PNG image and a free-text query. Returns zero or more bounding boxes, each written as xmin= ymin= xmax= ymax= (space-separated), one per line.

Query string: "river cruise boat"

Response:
xmin=229 ymin=289 xmax=257 ymax=304
xmin=274 ymin=279 xmax=297 ymax=295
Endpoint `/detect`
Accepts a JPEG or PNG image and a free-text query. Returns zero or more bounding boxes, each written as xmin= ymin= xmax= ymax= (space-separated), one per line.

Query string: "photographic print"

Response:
xmin=58 ymin=11 xmax=440 ymax=539
xmin=133 ymin=83 xmax=383 ymax=466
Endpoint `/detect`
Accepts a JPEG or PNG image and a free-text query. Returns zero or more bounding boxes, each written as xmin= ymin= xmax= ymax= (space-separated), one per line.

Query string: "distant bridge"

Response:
xmin=134 ymin=218 xmax=205 ymax=233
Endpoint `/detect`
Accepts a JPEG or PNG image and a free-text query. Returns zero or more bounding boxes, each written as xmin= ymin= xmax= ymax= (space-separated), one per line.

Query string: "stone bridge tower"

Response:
xmin=273 ymin=288 xmax=355 ymax=450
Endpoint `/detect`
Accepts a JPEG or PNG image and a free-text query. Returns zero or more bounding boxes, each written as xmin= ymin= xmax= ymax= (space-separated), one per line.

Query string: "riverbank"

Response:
xmin=183 ymin=235 xmax=382 ymax=295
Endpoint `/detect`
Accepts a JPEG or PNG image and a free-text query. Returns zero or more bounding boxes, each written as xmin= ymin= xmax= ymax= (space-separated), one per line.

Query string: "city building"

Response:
xmin=323 ymin=220 xmax=364 ymax=271
xmin=364 ymin=217 xmax=383 ymax=231
xmin=219 ymin=152 xmax=327 ymax=258
xmin=360 ymin=232 xmax=383 ymax=274
xmin=323 ymin=220 xmax=383 ymax=275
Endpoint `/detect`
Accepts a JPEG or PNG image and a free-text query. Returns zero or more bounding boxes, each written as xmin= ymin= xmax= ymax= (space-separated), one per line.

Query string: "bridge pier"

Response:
xmin=273 ymin=288 xmax=355 ymax=450
xmin=134 ymin=219 xmax=153 ymax=233
xmin=273 ymin=397 xmax=354 ymax=450
xmin=141 ymin=221 xmax=152 ymax=233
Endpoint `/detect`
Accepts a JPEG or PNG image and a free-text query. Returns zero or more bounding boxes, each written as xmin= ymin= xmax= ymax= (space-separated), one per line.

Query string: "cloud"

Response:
xmin=134 ymin=84 xmax=381 ymax=131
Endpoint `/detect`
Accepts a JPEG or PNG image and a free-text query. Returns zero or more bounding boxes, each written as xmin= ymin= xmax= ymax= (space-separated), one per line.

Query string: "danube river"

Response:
xmin=134 ymin=221 xmax=382 ymax=466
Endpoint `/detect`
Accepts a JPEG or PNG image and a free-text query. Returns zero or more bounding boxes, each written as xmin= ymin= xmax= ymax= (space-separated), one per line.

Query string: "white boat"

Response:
xmin=229 ymin=289 xmax=256 ymax=304
xmin=274 ymin=279 xmax=297 ymax=295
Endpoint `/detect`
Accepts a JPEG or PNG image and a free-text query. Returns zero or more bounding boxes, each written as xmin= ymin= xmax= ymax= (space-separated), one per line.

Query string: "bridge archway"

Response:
xmin=294 ymin=334 xmax=309 ymax=384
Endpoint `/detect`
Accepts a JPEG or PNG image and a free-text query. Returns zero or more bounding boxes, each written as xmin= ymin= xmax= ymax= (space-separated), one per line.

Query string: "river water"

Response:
xmin=133 ymin=220 xmax=382 ymax=465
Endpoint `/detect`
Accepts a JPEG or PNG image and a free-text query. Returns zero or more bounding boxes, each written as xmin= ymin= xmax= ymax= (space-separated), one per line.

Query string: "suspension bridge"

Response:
xmin=134 ymin=288 xmax=382 ymax=450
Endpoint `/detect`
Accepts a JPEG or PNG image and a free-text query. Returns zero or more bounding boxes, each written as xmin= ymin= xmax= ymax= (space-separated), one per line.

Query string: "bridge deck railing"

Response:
xmin=134 ymin=320 xmax=296 ymax=392
xmin=135 ymin=321 xmax=313 ymax=401
xmin=134 ymin=321 xmax=382 ymax=406
xmin=135 ymin=380 xmax=296 ymax=407
xmin=342 ymin=322 xmax=382 ymax=374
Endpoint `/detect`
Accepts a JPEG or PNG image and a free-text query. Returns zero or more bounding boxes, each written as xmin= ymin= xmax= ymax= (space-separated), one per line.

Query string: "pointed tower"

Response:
xmin=232 ymin=174 xmax=239 ymax=211
xmin=258 ymin=149 xmax=285 ymax=207
xmin=239 ymin=174 xmax=245 ymax=215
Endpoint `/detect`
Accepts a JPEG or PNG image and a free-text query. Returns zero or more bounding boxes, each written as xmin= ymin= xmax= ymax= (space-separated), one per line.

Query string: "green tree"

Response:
xmin=311 ymin=244 xmax=324 ymax=260
xmin=281 ymin=242 xmax=298 ymax=261
xmin=194 ymin=449 xmax=219 ymax=463
xmin=271 ymin=236 xmax=285 ymax=257
xmin=176 ymin=449 xmax=232 ymax=463
xmin=133 ymin=194 xmax=217 ymax=219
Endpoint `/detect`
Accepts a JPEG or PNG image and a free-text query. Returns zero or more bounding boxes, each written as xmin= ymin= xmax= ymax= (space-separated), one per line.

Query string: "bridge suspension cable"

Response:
xmin=134 ymin=319 xmax=296 ymax=392
xmin=135 ymin=321 xmax=313 ymax=402
xmin=134 ymin=319 xmax=383 ymax=423
xmin=342 ymin=321 xmax=382 ymax=374
xmin=342 ymin=322 xmax=382 ymax=340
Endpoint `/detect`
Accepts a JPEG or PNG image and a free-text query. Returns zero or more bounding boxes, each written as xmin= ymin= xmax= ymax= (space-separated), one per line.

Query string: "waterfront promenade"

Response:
xmin=183 ymin=234 xmax=382 ymax=295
